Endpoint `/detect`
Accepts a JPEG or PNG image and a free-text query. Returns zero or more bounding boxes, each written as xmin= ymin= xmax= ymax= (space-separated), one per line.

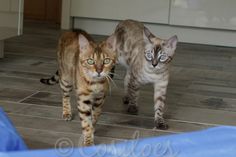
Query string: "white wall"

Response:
xmin=170 ymin=0 xmax=236 ymax=30
xmin=70 ymin=0 xmax=169 ymax=24
xmin=0 ymin=0 xmax=23 ymax=40
xmin=0 ymin=0 xmax=24 ymax=58
xmin=73 ymin=18 xmax=236 ymax=47
xmin=61 ymin=0 xmax=236 ymax=47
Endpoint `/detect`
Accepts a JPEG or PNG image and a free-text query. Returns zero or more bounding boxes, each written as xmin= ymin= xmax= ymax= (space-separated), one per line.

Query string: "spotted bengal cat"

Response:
xmin=113 ymin=20 xmax=178 ymax=129
xmin=40 ymin=29 xmax=116 ymax=146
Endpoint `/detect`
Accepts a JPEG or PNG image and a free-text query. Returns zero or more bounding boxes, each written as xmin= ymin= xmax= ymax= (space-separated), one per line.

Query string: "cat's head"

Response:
xmin=143 ymin=27 xmax=178 ymax=68
xmin=78 ymin=34 xmax=116 ymax=81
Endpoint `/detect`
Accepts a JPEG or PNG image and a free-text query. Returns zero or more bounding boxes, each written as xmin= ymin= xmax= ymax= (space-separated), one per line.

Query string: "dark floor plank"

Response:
xmin=189 ymin=84 xmax=236 ymax=95
xmin=0 ymin=70 xmax=50 ymax=80
xmin=0 ymin=88 xmax=36 ymax=102
xmin=20 ymin=88 xmax=236 ymax=115
xmin=167 ymin=106 xmax=236 ymax=126
xmin=9 ymin=113 xmax=170 ymax=141
xmin=178 ymin=93 xmax=236 ymax=111
xmin=0 ymin=101 xmax=216 ymax=133
xmin=0 ymin=54 xmax=57 ymax=74
xmin=0 ymin=76 xmax=44 ymax=91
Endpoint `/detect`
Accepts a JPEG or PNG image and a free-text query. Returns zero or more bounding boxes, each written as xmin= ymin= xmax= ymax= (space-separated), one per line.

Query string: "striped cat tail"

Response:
xmin=40 ymin=71 xmax=59 ymax=85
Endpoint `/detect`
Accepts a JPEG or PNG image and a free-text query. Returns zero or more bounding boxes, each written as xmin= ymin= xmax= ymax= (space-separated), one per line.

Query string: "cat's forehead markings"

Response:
xmin=94 ymin=45 xmax=103 ymax=60
xmin=94 ymin=46 xmax=102 ymax=54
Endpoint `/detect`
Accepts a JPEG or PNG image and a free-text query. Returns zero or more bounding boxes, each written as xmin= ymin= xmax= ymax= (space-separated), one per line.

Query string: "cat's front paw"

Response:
xmin=127 ymin=105 xmax=138 ymax=115
xmin=83 ymin=136 xmax=94 ymax=146
xmin=155 ymin=119 xmax=169 ymax=130
xmin=83 ymin=141 xmax=94 ymax=146
xmin=62 ymin=113 xmax=73 ymax=121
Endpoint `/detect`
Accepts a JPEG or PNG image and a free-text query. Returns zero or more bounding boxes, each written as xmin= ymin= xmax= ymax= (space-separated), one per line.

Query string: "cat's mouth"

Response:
xmin=91 ymin=72 xmax=106 ymax=79
xmin=97 ymin=73 xmax=101 ymax=77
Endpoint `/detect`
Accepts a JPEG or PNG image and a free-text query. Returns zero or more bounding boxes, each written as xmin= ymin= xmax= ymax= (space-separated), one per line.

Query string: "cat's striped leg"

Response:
xmin=59 ymin=79 xmax=73 ymax=121
xmin=153 ymin=82 xmax=168 ymax=130
xmin=92 ymin=96 xmax=105 ymax=126
xmin=77 ymin=94 xmax=94 ymax=146
xmin=124 ymin=73 xmax=140 ymax=114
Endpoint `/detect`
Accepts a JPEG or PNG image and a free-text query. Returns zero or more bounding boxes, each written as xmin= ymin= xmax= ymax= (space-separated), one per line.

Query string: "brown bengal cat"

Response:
xmin=40 ymin=29 xmax=116 ymax=146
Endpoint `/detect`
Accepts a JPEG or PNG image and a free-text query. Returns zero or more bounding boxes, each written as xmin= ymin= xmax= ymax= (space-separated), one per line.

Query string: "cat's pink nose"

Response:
xmin=95 ymin=64 xmax=103 ymax=74
xmin=97 ymin=69 xmax=102 ymax=73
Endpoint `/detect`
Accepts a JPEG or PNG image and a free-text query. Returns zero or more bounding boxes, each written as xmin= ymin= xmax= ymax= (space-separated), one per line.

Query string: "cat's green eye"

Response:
xmin=103 ymin=58 xmax=111 ymax=64
xmin=87 ymin=58 xmax=95 ymax=65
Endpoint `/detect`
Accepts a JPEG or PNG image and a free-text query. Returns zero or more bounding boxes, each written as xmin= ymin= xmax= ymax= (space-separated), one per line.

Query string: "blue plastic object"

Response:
xmin=0 ymin=107 xmax=27 ymax=152
xmin=1 ymin=126 xmax=236 ymax=157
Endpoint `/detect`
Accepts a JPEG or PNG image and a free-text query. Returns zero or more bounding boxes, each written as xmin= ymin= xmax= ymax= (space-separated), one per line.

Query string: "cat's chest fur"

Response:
xmin=91 ymin=83 xmax=106 ymax=93
xmin=137 ymin=62 xmax=169 ymax=84
xmin=89 ymin=82 xmax=108 ymax=97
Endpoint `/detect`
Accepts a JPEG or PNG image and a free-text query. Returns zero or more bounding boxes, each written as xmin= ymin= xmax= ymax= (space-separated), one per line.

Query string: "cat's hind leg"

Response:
xmin=124 ymin=72 xmax=140 ymax=114
xmin=59 ymin=77 xmax=73 ymax=121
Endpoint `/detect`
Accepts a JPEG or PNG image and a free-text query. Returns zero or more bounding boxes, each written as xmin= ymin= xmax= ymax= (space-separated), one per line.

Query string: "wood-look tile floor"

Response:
xmin=1 ymin=21 xmax=236 ymax=149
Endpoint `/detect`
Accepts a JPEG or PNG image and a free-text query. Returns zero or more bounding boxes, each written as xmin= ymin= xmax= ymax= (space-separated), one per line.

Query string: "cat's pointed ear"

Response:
xmin=106 ymin=34 xmax=116 ymax=51
xmin=166 ymin=35 xmax=178 ymax=49
xmin=78 ymin=34 xmax=89 ymax=51
xmin=144 ymin=27 xmax=154 ymax=43
xmin=143 ymin=27 xmax=161 ymax=45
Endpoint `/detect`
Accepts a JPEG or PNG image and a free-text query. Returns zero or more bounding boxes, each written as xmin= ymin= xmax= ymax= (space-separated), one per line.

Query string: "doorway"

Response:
xmin=24 ymin=0 xmax=62 ymax=24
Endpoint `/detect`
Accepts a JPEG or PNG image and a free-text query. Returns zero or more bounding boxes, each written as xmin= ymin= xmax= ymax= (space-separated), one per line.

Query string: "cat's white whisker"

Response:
xmin=105 ymin=76 xmax=112 ymax=95
xmin=107 ymin=74 xmax=118 ymax=89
